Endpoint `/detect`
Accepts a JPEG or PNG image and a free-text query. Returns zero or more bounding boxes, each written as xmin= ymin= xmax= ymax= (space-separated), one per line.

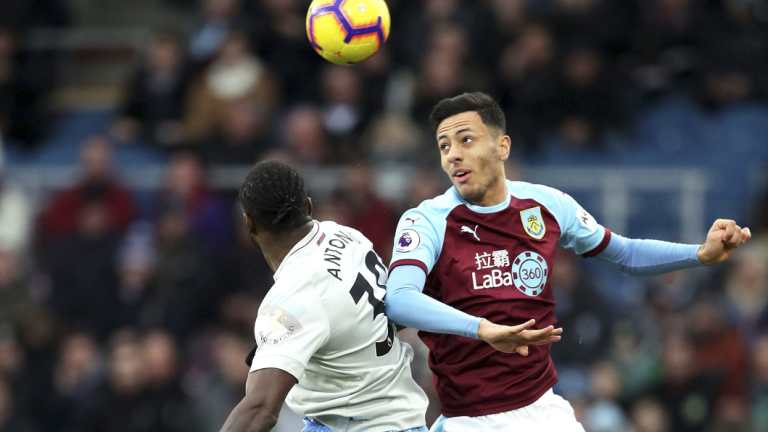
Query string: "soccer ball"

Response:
xmin=306 ymin=0 xmax=391 ymax=65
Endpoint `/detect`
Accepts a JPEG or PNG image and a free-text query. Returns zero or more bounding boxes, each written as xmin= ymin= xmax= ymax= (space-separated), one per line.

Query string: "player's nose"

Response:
xmin=446 ymin=143 xmax=463 ymax=162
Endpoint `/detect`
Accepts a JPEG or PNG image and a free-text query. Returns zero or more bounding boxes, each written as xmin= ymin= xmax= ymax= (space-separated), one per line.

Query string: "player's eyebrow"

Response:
xmin=437 ymin=124 xmax=473 ymax=141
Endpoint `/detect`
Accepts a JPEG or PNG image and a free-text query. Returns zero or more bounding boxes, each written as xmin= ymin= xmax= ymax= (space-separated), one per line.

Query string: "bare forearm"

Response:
xmin=219 ymin=400 xmax=278 ymax=432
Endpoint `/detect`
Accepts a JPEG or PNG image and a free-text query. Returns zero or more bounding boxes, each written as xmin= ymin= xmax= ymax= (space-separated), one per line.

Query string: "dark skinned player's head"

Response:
xmin=239 ymin=161 xmax=312 ymax=238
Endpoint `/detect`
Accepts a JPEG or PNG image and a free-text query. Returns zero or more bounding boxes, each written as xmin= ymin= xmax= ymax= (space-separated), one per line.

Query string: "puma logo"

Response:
xmin=460 ymin=225 xmax=480 ymax=241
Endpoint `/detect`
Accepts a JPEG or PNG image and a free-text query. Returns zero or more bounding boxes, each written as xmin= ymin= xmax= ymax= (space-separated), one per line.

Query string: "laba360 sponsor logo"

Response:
xmin=471 ymin=250 xmax=548 ymax=296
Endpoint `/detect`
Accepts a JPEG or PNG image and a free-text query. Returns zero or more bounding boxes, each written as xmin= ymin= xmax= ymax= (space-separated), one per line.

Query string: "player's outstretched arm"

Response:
xmin=219 ymin=368 xmax=296 ymax=432
xmin=594 ymin=219 xmax=751 ymax=275
xmin=696 ymin=218 xmax=752 ymax=265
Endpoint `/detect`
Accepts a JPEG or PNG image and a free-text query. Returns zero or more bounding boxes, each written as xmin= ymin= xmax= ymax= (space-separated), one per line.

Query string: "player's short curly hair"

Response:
xmin=239 ymin=161 xmax=311 ymax=234
xmin=429 ymin=92 xmax=506 ymax=134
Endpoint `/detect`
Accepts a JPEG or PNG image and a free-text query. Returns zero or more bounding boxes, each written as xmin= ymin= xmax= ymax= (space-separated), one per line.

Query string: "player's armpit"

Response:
xmin=218 ymin=368 xmax=297 ymax=432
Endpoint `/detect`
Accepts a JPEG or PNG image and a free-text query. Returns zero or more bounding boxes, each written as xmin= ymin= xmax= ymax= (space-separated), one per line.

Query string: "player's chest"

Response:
xmin=436 ymin=206 xmax=560 ymax=298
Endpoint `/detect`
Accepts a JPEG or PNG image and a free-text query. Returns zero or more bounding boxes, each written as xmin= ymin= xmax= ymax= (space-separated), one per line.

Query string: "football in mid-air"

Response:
xmin=306 ymin=0 xmax=390 ymax=65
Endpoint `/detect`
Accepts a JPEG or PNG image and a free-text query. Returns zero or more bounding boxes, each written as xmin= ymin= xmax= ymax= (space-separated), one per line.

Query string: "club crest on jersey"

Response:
xmin=520 ymin=206 xmax=546 ymax=240
xmin=395 ymin=229 xmax=420 ymax=253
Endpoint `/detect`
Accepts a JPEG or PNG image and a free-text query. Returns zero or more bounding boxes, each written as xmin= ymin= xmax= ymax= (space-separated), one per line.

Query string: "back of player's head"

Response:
xmin=239 ymin=161 xmax=310 ymax=234
xmin=429 ymin=92 xmax=506 ymax=134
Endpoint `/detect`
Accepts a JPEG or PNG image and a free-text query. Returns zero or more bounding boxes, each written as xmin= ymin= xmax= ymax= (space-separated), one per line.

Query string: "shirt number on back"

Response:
xmin=349 ymin=250 xmax=395 ymax=356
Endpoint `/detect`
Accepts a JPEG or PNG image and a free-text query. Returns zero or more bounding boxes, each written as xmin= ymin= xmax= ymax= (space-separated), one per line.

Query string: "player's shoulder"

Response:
xmin=506 ymin=179 xmax=567 ymax=202
xmin=401 ymin=186 xmax=464 ymax=223
xmin=507 ymin=180 xmax=573 ymax=213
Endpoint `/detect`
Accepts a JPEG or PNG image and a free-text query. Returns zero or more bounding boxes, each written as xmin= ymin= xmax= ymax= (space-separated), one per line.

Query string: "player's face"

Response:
xmin=436 ymin=111 xmax=510 ymax=206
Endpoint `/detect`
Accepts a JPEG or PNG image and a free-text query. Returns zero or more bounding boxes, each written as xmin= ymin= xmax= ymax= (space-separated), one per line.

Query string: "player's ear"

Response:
xmin=497 ymin=134 xmax=511 ymax=161
xmin=243 ymin=211 xmax=257 ymax=235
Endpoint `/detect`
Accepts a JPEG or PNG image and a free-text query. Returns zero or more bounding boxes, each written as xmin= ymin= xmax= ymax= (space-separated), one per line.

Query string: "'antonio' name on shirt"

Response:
xmin=324 ymin=230 xmax=355 ymax=281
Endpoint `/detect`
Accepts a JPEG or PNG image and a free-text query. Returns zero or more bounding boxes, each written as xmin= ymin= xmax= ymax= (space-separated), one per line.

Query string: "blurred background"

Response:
xmin=0 ymin=0 xmax=767 ymax=431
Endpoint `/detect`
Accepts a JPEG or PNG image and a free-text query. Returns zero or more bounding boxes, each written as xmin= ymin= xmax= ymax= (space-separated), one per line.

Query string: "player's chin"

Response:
xmin=455 ymin=183 xmax=481 ymax=202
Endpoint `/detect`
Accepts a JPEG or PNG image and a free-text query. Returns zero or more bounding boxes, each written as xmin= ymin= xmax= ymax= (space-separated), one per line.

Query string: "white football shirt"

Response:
xmin=250 ymin=220 xmax=428 ymax=432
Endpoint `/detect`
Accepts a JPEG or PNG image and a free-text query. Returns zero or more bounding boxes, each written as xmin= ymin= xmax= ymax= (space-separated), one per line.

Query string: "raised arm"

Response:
xmin=595 ymin=219 xmax=751 ymax=274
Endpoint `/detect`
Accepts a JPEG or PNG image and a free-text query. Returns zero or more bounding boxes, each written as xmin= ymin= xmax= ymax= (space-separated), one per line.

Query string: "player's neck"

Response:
xmin=260 ymin=220 xmax=315 ymax=272
xmin=473 ymin=176 xmax=508 ymax=207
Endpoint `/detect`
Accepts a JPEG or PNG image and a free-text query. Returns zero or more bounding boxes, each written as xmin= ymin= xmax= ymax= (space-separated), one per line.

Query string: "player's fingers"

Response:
xmin=520 ymin=325 xmax=555 ymax=341
xmin=531 ymin=335 xmax=562 ymax=345
xmin=722 ymin=223 xmax=737 ymax=244
xmin=510 ymin=319 xmax=536 ymax=333
xmin=726 ymin=224 xmax=745 ymax=247
xmin=740 ymin=227 xmax=751 ymax=244
xmin=515 ymin=345 xmax=529 ymax=356
xmin=715 ymin=219 xmax=736 ymax=230
xmin=531 ymin=328 xmax=562 ymax=343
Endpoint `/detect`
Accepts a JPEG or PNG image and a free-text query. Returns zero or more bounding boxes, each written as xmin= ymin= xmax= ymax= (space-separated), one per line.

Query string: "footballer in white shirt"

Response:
xmin=219 ymin=161 xmax=430 ymax=432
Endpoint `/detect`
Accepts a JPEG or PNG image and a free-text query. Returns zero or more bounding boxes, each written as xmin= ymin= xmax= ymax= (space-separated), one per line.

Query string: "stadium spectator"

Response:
xmin=156 ymin=151 xmax=232 ymax=254
xmin=687 ymin=298 xmax=749 ymax=399
xmin=411 ymin=51 xmax=465 ymax=126
xmin=44 ymin=193 xmax=123 ymax=339
xmin=0 ymin=168 xmax=31 ymax=254
xmin=723 ymin=245 xmax=768 ymax=331
xmin=188 ymin=0 xmax=242 ymax=65
xmin=142 ymin=330 xmax=199 ymax=431
xmin=0 ymin=250 xmax=34 ymax=329
xmin=114 ymin=222 xmax=157 ymax=328
xmin=365 ymin=113 xmax=426 ymax=164
xmin=330 ymin=164 xmax=396 ymax=263
xmin=191 ymin=330 xmax=250 ymax=432
xmin=200 ymin=100 xmax=273 ymax=165
xmin=279 ymin=105 xmax=329 ymax=165
xmin=36 ymin=332 xmax=101 ymax=431
xmin=113 ymin=31 xmax=190 ymax=148
xmin=76 ymin=330 xmax=158 ymax=432
xmin=494 ymin=24 xmax=559 ymax=152
xmin=553 ymin=44 xmax=624 ymax=149
xmin=248 ymin=0 xmax=323 ymax=102
xmin=184 ymin=32 xmax=278 ymax=142
xmin=318 ymin=65 xmax=369 ymax=161
xmin=39 ymin=136 xmax=138 ymax=239
xmin=139 ymin=201 xmax=214 ymax=340
xmin=648 ymin=332 xmax=721 ymax=432
xmin=584 ymin=361 xmax=630 ymax=432
xmin=629 ymin=397 xmax=670 ymax=432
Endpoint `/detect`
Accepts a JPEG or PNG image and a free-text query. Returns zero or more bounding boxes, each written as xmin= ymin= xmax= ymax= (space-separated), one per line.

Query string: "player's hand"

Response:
xmin=477 ymin=318 xmax=562 ymax=356
xmin=697 ymin=219 xmax=752 ymax=265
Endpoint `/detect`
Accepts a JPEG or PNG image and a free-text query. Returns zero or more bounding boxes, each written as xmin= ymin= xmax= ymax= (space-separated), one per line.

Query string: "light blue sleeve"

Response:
xmin=552 ymin=191 xmax=608 ymax=255
xmin=596 ymin=233 xmax=703 ymax=275
xmin=389 ymin=206 xmax=446 ymax=273
xmin=385 ymin=265 xmax=482 ymax=339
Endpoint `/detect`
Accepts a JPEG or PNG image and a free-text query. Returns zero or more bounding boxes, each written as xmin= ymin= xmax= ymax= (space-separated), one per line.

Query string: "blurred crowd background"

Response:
xmin=1 ymin=0 xmax=768 ymax=431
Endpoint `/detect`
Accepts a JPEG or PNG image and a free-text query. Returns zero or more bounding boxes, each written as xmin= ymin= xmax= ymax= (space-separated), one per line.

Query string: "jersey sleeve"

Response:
xmin=249 ymin=294 xmax=331 ymax=380
xmin=554 ymin=191 xmax=611 ymax=256
xmin=389 ymin=208 xmax=443 ymax=274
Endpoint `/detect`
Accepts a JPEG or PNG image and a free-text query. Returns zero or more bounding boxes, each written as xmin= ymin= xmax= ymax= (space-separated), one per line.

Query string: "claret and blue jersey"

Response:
xmin=389 ymin=180 xmax=611 ymax=417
